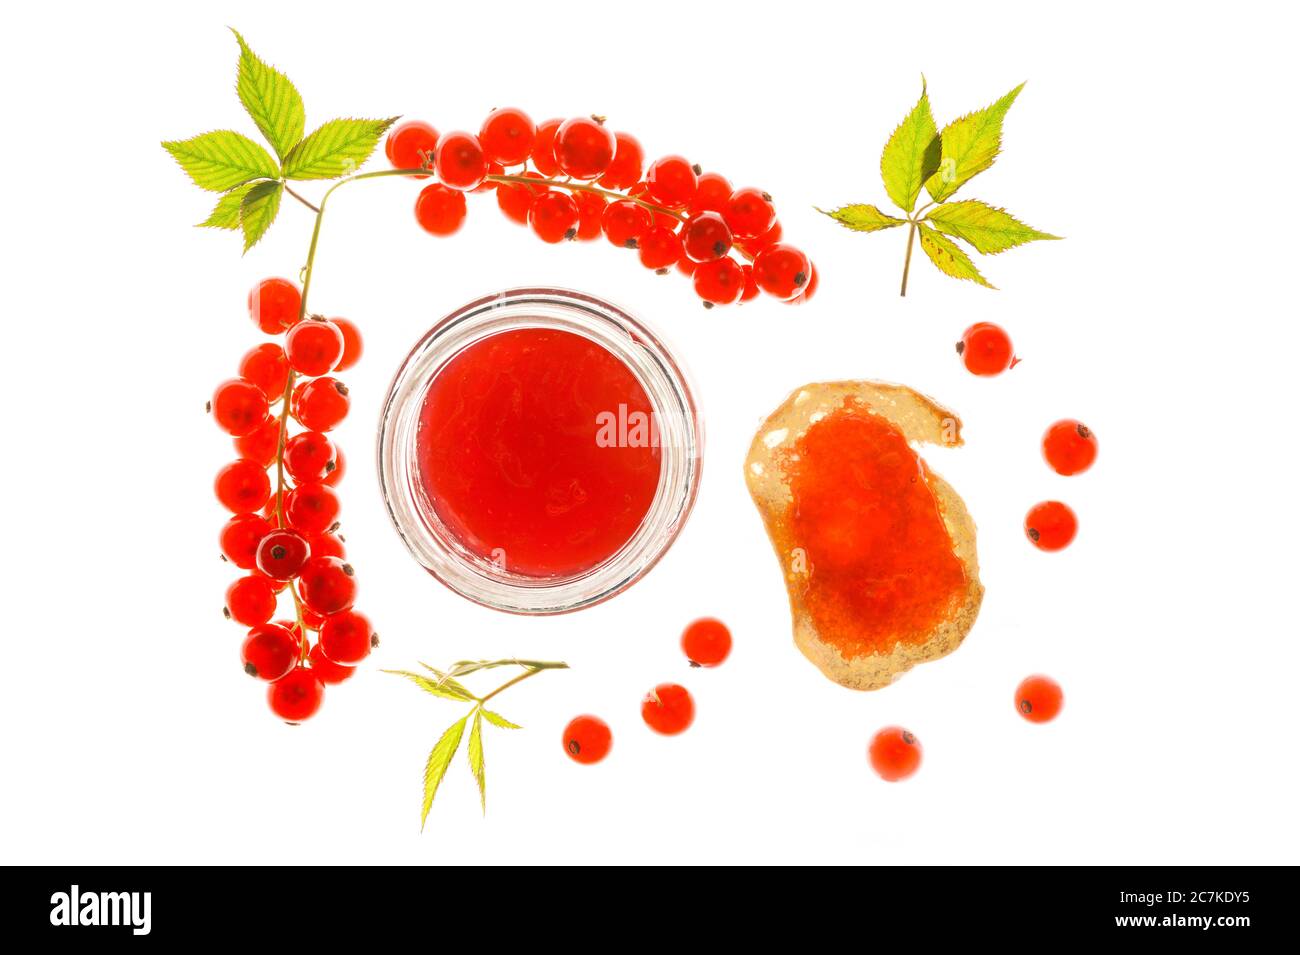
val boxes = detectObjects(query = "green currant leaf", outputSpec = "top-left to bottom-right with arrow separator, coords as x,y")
481,709 -> 522,730
880,79 -> 940,213
197,182 -> 259,229
239,180 -> 282,253
385,669 -> 474,703
818,204 -> 906,233
917,224 -> 994,288
416,663 -> 477,700
467,710 -> 486,813
421,715 -> 468,831
925,83 -> 1024,203
162,130 -> 279,192
281,117 -> 399,180
231,29 -> 306,163
924,200 -> 1060,254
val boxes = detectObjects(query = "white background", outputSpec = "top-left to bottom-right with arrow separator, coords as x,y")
3,0 -> 1297,865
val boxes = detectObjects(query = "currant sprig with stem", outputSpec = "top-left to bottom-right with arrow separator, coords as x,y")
384,660 -> 569,828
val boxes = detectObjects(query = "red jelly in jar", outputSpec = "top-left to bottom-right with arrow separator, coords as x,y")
416,328 -> 661,578
380,289 -> 701,613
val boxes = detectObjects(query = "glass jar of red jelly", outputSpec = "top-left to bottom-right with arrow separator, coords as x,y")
379,288 -> 702,614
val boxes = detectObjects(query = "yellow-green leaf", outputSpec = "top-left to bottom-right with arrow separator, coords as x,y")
197,182 -> 258,229
232,29 -> 305,162
421,715 -> 467,831
281,117 -> 399,180
467,710 -> 485,813
880,80 -> 940,213
481,709 -> 522,730
917,224 -> 994,288
819,204 -> 906,233
239,180 -> 282,253
925,83 -> 1024,203
925,200 -> 1060,254
385,669 -> 474,703
162,130 -> 279,192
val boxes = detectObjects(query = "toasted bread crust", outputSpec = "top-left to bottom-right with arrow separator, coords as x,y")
745,380 -> 984,691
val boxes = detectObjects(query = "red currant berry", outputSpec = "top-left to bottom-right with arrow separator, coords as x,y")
238,343 -> 290,401
1016,675 -> 1065,723
285,318 -> 345,377
597,131 -> 644,190
682,212 -> 733,263
574,192 -> 607,241
414,182 -> 468,236
268,667 -> 325,723
638,226 -> 684,270
690,172 -> 732,215
307,532 -> 346,559
554,116 -> 616,181
233,415 -> 280,468
211,378 -> 269,437
529,191 -> 580,243
434,131 -> 488,191
738,219 -> 782,256
642,683 -> 694,735
319,610 -> 376,666
322,446 -> 345,487
496,172 -> 548,225
215,459 -> 272,513
255,528 -> 312,580
308,642 -> 356,685
601,200 -> 652,248
284,431 -> 337,483
724,187 -> 776,240
284,482 -> 341,537
224,575 -> 277,627
297,556 -> 356,616
1042,420 -> 1098,476
752,243 -> 812,300
219,513 -> 272,569
868,726 -> 922,782
562,715 -> 612,764
739,263 -> 760,303
530,118 -> 563,176
693,257 -> 745,306
681,617 -> 732,667
644,155 -> 697,210
385,120 -> 439,176
291,377 -> 350,432
329,318 -> 363,372
479,107 -> 536,165
957,322 -> 1016,376
1025,501 -> 1078,552
248,278 -> 302,335
255,568 -> 290,593
241,624 -> 300,682
676,256 -> 697,277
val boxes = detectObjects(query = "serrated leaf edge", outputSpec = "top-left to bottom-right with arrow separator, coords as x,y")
879,78 -> 940,213
923,199 -> 1061,254
421,715 -> 468,831
917,223 -> 995,288
231,28 -> 306,163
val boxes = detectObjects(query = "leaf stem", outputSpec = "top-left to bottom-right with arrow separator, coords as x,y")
486,173 -> 685,222
479,666 -> 547,705
901,221 -> 918,297
283,184 -> 320,214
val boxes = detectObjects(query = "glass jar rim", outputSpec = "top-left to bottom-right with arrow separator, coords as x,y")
377,287 -> 703,615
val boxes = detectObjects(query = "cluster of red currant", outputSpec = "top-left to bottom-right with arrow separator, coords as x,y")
384,110 -> 818,308
210,278 -> 374,723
